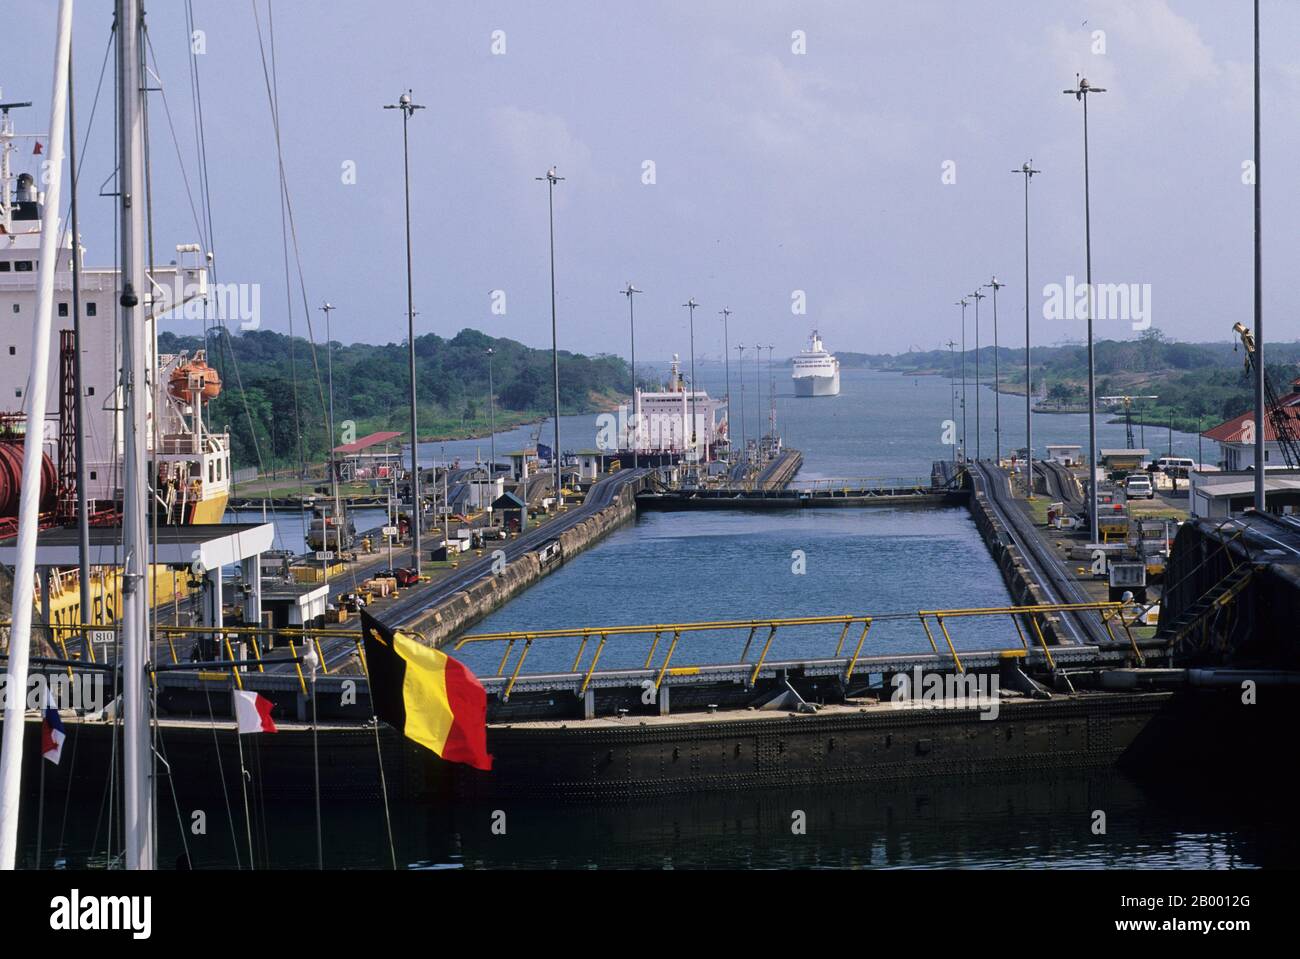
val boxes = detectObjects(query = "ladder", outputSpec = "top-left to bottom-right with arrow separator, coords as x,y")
1161,565 -> 1255,658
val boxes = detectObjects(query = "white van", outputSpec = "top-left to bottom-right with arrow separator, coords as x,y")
1125,474 -> 1155,500
1155,456 -> 1195,478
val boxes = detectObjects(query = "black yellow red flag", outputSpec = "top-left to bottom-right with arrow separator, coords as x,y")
360,608 -> 493,770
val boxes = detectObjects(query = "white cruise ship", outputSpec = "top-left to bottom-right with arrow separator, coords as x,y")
791,330 -> 840,397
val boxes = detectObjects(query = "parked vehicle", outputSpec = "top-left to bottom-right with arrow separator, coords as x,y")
1124,475 -> 1155,500
378,567 -> 420,587
1155,456 -> 1195,478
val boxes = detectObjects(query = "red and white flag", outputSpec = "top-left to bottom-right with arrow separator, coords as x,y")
233,690 -> 277,734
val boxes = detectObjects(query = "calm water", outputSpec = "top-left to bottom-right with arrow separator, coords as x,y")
26,768 -> 1287,870
467,508 -> 1013,672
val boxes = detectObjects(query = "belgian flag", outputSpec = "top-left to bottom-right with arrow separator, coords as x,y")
360,608 -> 493,771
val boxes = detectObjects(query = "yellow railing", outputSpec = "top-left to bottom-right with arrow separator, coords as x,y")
21,622 -> 368,696
453,600 -> 1139,699
13,599 -> 1142,700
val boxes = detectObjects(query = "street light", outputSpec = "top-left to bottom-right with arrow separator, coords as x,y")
1013,160 -> 1041,497
683,298 -> 700,474
983,277 -> 1005,464
735,343 -> 747,467
320,300 -> 339,564
1251,1 -> 1264,509
1064,74 -> 1107,538
970,287 -> 986,461
536,166 -> 565,507
383,89 -> 425,569
957,298 -> 968,461
719,307 -> 732,463
946,339 -> 958,465
766,344 -> 776,442
486,346 -> 497,526
621,283 -> 642,470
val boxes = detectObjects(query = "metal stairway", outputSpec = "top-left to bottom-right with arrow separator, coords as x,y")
1161,564 -> 1255,657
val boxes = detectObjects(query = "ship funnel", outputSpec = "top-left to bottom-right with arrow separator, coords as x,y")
15,172 -> 37,204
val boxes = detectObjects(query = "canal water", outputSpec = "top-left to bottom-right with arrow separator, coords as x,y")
28,767 -> 1287,870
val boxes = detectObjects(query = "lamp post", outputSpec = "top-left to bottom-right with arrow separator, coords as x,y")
384,89 -> 425,570
683,298 -> 700,475
1013,161 -> 1041,497
486,347 -> 497,526
320,301 -> 340,564
736,343 -> 747,468
957,298 -> 968,461
983,277 -> 1005,464
719,308 -> 732,463
970,288 -> 986,461
947,339 -> 958,465
621,283 -> 642,469
766,344 -> 776,442
1064,75 -> 1107,538
536,166 -> 565,506
1252,0 -> 1265,509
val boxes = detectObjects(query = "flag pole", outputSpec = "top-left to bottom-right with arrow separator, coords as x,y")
0,0 -> 75,871
236,731 -> 255,868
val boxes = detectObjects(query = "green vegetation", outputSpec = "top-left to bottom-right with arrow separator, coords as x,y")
863,329 -> 1300,435
162,328 -> 636,471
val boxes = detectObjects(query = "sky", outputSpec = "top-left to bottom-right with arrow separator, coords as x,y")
6,0 -> 1300,363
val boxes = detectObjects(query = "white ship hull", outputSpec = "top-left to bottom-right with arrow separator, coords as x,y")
793,370 -> 840,397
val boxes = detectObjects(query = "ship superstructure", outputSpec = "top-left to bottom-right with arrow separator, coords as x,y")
791,330 -> 841,397
628,354 -> 724,462
1,99 -> 225,525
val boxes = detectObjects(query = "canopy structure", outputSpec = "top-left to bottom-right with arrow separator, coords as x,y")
0,523 -> 275,630
332,430 -> 403,455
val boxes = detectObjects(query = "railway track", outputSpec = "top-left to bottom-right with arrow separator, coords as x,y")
296,468 -> 651,671
971,460 -> 1109,646
1033,459 -> 1083,507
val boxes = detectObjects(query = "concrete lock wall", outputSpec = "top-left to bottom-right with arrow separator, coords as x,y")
966,482 -> 1069,645
404,482 -> 640,648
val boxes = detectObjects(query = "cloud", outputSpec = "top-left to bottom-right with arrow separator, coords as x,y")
488,105 -> 603,191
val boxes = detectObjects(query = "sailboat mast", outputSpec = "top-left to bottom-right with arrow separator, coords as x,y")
0,0 -> 75,871
117,0 -> 154,871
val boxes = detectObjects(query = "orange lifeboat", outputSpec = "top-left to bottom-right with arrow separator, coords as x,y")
168,357 -> 222,404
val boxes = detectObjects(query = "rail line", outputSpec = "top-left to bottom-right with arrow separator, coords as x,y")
1034,459 -> 1083,507
971,460 -> 1109,646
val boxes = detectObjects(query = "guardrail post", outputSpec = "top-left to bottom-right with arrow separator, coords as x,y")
654,630 -> 681,690
845,619 -> 872,682
935,616 -> 965,674
503,637 -> 533,701
834,619 -> 852,657
1029,614 -> 1057,671
748,625 -> 778,687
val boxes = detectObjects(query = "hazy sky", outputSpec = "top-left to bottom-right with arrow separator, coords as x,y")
7,1 -> 1300,361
